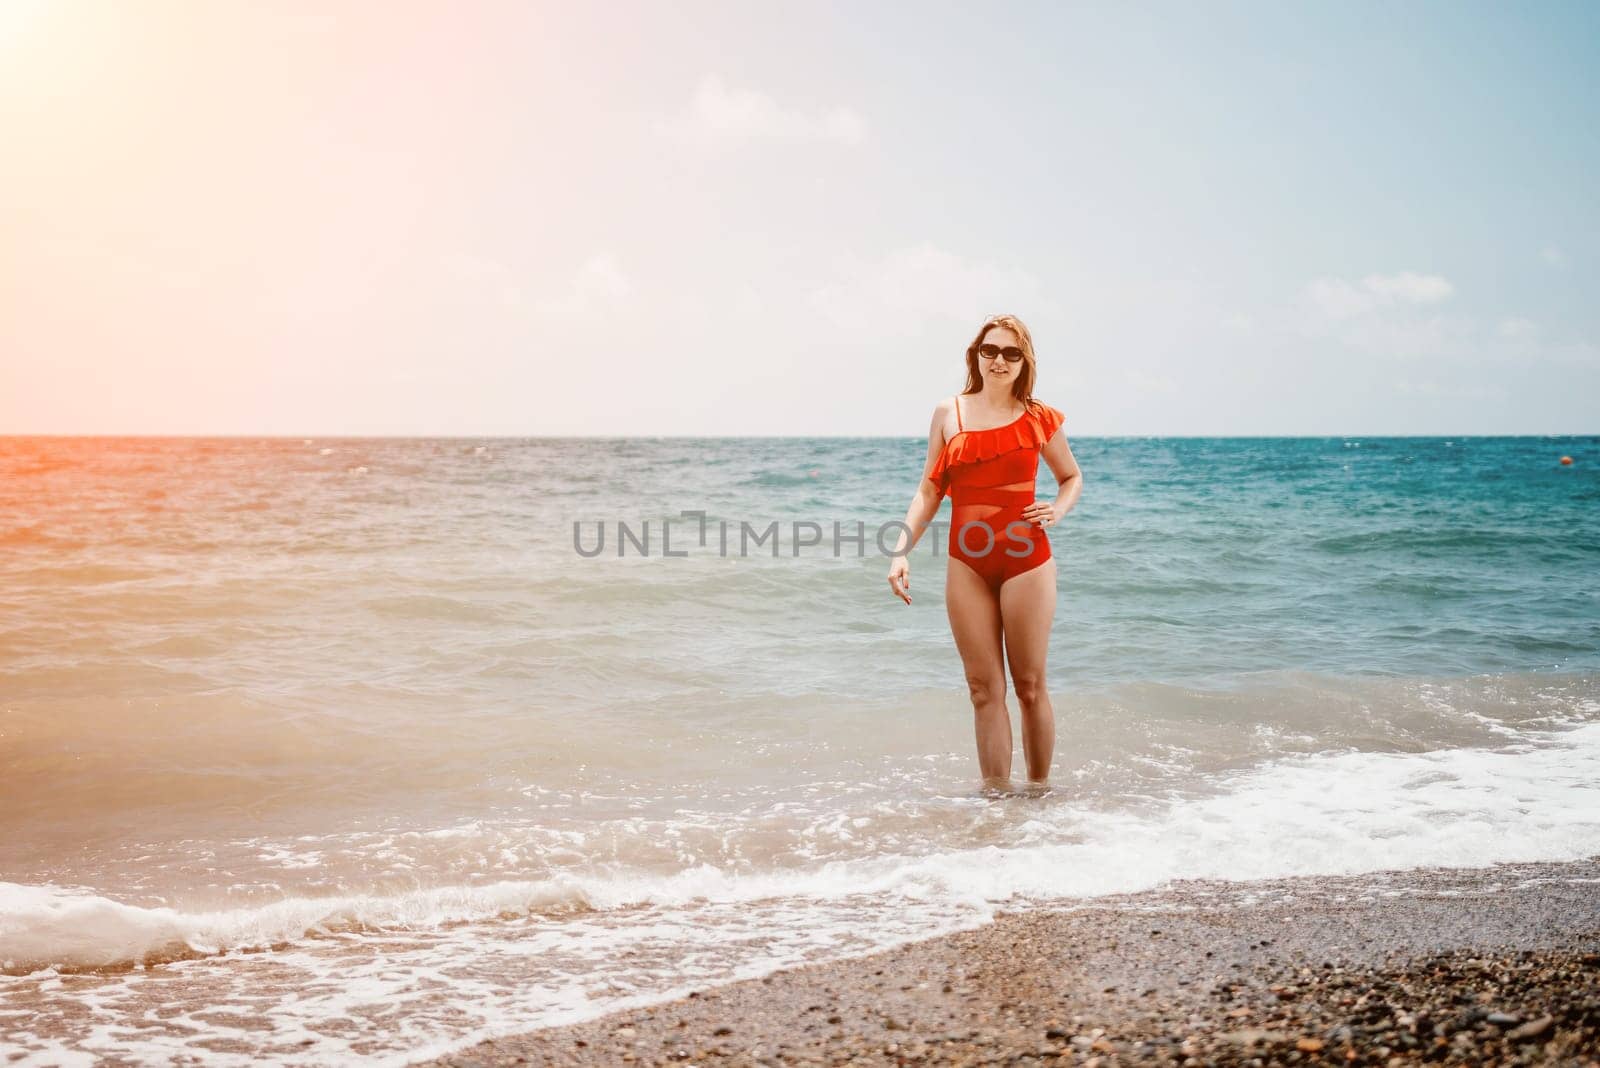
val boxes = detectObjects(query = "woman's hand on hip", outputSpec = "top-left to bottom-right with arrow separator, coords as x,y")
1022,500 -> 1062,528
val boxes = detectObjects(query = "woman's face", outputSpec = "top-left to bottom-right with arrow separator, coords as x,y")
976,325 -> 1022,386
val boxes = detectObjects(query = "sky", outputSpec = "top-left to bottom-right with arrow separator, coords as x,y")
1,0 -> 1596,436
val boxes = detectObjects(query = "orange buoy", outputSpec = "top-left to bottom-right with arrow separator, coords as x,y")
1560,455 -> 1573,465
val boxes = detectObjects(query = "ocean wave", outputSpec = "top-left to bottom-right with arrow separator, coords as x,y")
7,720 -> 1597,974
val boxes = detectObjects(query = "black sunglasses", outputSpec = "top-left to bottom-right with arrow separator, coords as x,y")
974,343 -> 1024,363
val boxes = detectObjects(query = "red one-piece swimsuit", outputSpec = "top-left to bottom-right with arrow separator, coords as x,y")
926,395 -> 1066,595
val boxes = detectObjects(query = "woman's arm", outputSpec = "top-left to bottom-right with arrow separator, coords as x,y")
886,400 -> 952,603
1036,426 -> 1083,526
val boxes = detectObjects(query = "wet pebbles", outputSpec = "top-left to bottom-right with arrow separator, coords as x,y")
421,858 -> 1600,1067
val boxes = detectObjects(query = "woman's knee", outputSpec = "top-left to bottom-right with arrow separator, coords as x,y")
1012,670 -> 1048,707
964,671 -> 1006,708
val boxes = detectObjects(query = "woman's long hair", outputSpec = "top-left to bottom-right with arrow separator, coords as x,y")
961,313 -> 1039,410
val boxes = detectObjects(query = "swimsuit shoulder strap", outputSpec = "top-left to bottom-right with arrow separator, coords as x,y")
953,394 -> 964,432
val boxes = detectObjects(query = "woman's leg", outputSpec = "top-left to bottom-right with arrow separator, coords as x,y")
999,558 -> 1058,783
945,557 -> 1011,785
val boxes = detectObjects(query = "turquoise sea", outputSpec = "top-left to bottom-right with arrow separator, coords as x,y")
1,434 -> 1597,1065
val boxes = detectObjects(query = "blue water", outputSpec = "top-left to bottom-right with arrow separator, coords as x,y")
923,434 -> 1600,686
588,433 -> 1600,687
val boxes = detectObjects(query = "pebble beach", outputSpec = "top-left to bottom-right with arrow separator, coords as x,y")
421,858 -> 1600,1068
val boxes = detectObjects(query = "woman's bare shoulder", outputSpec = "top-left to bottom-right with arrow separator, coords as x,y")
928,395 -> 960,439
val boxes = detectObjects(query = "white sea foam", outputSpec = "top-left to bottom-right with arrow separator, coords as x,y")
4,724 -> 1599,1064
5,721 -> 1597,974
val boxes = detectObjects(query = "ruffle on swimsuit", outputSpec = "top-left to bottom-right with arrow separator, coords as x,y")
928,400 -> 1065,501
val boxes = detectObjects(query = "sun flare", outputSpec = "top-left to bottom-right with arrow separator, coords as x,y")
0,0 -> 49,49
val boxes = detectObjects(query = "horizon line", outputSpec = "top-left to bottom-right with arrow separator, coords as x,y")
2,432 -> 1595,441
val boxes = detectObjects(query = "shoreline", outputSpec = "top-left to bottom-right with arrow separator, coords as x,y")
418,857 -> 1600,1067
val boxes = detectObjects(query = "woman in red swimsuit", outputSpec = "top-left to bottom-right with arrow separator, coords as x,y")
886,314 -> 1083,789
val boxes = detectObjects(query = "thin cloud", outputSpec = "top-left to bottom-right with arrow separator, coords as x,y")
1126,370 -> 1178,394
654,75 -> 868,145
531,253 -> 631,321
1304,271 -> 1454,319
1239,271 -> 1598,370
1362,272 -> 1454,304
442,252 -> 631,320
808,241 -> 1050,330
440,253 -> 526,309
1394,378 -> 1505,400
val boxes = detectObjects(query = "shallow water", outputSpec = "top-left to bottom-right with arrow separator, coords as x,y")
2,434 -> 1597,1065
